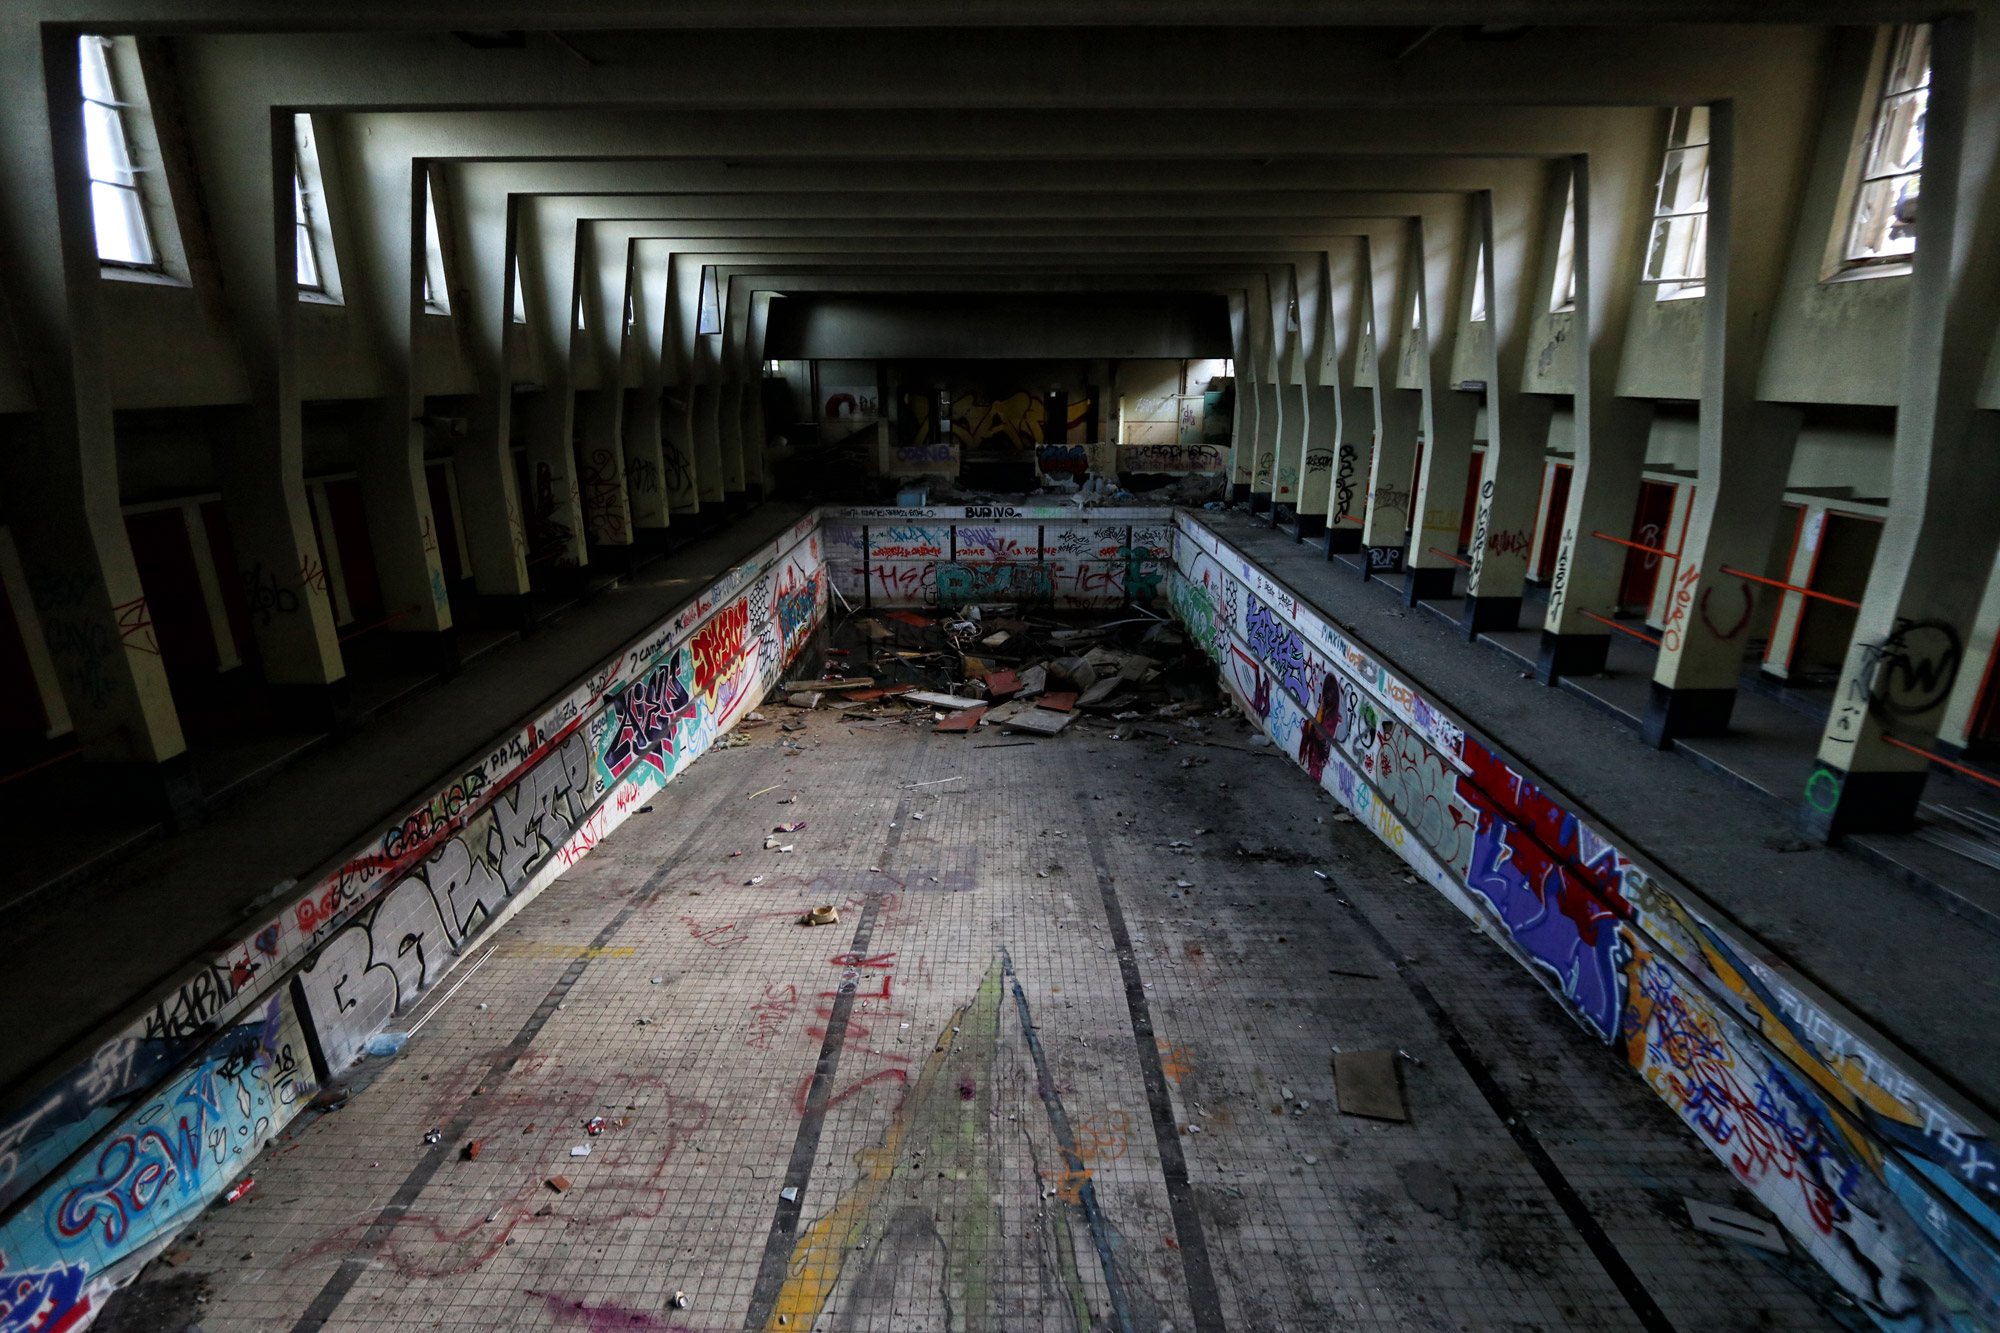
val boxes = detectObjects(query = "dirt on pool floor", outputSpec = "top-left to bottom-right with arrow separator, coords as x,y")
118,607 -> 1852,1332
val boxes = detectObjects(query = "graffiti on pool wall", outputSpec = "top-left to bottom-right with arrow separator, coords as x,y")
0,992 -> 312,1333
935,562 -> 1055,609
1172,512 -> 2000,1328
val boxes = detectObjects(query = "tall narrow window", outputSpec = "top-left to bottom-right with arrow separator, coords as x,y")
1469,244 -> 1488,322
422,178 -> 450,314
1846,24 -> 1930,266
1644,106 -> 1709,300
510,259 -> 528,324
80,36 -> 155,267
573,287 -> 586,333
697,265 -> 721,336
1550,179 -> 1578,313
292,116 -> 330,294
293,166 -> 321,289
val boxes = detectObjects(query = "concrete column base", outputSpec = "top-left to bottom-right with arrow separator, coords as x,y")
269,677 -> 356,735
1249,493 -> 1272,514
1460,594 -> 1521,639
1404,565 -> 1454,604
1295,514 -> 1327,539
723,491 -> 749,516
1534,630 -> 1608,685
1642,681 -> 1735,748
1797,762 -> 1926,841
1230,483 -> 1251,503
1325,528 -> 1361,555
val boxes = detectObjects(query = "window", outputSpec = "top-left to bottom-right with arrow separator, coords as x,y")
1846,24 -> 1930,266
697,265 -> 721,336
1643,106 -> 1710,300
573,287 -> 586,333
510,259 -> 528,324
292,115 -> 337,298
293,167 -> 321,289
1469,244 -> 1488,322
422,178 -> 449,314
1550,178 -> 1578,313
80,36 -> 154,267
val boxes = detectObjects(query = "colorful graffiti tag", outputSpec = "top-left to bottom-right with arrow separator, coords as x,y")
1171,514 -> 2000,1330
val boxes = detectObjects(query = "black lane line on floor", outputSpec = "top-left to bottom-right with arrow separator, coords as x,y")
289,760 -> 766,1333
741,785 -> 914,1331
1343,903 -> 1678,1333
1073,788 -> 1227,1333
1003,948 -> 1135,1333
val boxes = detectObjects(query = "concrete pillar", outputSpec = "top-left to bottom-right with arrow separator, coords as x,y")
1463,181 -> 1559,637
452,196 -> 530,604
1539,136 -> 1667,685
1643,99 -> 1810,747
517,386 -> 587,567
182,92 -> 346,715
689,383 -> 727,505
1327,378 -> 1373,554
622,388 -> 671,530
1248,381 -> 1280,513
340,151 -> 455,671
0,33 -> 193,817
1360,221 -> 1425,579
1295,384 -> 1339,538
1803,14 -> 2000,838
1270,381 -> 1308,525
662,392 -> 703,513
1404,203 -> 1478,604
718,381 -> 748,498
1227,374 -> 1256,502
574,388 -> 633,545
179,502 -> 240,672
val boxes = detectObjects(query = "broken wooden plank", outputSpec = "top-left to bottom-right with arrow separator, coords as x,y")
985,669 -> 1022,700
1005,708 -> 1076,736
1039,691 -> 1078,713
780,677 -> 875,692
1333,1050 -> 1407,1122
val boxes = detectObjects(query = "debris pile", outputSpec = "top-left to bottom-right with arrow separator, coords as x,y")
779,602 -> 1232,745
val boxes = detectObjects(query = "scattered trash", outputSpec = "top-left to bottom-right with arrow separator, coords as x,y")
747,875 -> 765,885
365,1031 -> 408,1057
424,1129 -> 443,1145
1685,1198 -> 1789,1252
786,692 -> 824,710
651,977 -> 662,984
780,1186 -> 800,1203
585,1117 -> 606,1136
1313,870 -> 1329,880
635,1017 -> 653,1026
1333,1049 -> 1408,1122
800,904 -> 841,927
223,1177 -> 255,1204
463,1141 -> 482,1161
1006,708 -> 1076,736
775,822 -> 806,833
1397,1048 -> 1426,1068
911,812 -> 925,821
160,1248 -> 194,1267
637,805 -> 654,813
546,1176 -> 571,1193
672,1292 -> 691,1310
570,1145 -> 591,1158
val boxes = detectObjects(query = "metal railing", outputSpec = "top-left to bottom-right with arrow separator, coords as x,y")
1579,609 -> 1661,647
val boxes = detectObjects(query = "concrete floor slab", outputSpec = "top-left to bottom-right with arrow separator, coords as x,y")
101,703 -> 1846,1332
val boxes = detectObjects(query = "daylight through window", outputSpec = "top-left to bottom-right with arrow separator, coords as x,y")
80,36 -> 155,267
1550,179 -> 1578,313
1469,244 -> 1488,323
1644,106 -> 1709,300
1846,24 -> 1929,265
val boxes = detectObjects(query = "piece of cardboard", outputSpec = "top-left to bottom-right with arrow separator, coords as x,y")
1333,1050 -> 1407,1121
